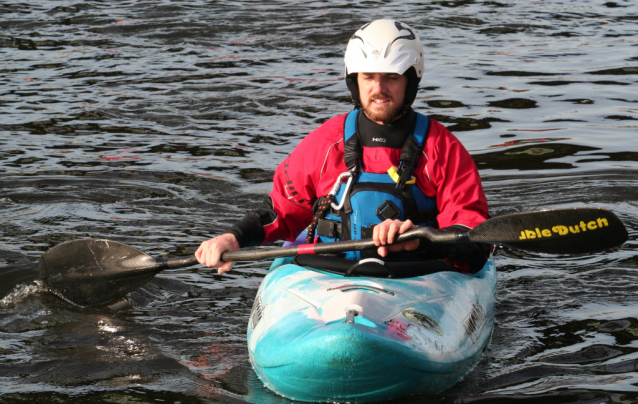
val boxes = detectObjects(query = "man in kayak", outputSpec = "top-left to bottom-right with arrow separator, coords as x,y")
196,19 -> 490,274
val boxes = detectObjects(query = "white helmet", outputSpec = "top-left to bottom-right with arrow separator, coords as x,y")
345,19 -> 424,78
344,19 -> 424,108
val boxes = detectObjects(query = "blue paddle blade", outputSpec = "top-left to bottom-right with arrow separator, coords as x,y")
469,208 -> 628,254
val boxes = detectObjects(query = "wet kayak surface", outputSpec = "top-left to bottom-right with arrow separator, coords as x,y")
1,0 -> 638,403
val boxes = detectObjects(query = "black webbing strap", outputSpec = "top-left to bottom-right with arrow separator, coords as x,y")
395,116 -> 430,190
343,110 -> 361,172
305,195 -> 337,243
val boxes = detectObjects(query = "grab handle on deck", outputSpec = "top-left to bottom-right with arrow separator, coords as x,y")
327,285 -> 395,296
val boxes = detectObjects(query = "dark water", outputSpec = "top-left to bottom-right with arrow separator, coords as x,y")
1,0 -> 638,403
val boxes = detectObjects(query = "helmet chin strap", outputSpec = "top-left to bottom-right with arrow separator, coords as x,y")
345,67 -> 421,110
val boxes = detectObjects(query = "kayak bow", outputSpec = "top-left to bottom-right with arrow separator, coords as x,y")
247,254 -> 497,402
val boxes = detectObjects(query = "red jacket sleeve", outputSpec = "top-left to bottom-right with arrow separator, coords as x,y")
262,115 -> 346,245
417,119 -> 488,229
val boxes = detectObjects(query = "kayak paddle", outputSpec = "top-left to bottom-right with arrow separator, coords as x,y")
39,207 -> 628,308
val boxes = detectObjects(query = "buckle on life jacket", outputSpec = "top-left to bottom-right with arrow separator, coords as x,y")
387,166 -> 416,185
316,218 -> 342,239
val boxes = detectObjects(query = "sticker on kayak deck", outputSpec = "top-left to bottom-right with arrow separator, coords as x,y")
463,302 -> 487,345
385,318 -> 411,341
384,319 -> 445,352
407,325 -> 445,353
250,295 -> 264,330
402,310 -> 443,336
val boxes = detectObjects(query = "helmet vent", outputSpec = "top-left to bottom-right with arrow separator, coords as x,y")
394,21 -> 416,40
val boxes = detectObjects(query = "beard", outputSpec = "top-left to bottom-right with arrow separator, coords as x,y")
361,92 -> 405,125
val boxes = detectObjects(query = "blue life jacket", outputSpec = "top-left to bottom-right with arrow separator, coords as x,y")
316,109 -> 438,260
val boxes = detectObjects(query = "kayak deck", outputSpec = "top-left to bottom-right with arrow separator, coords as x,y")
247,256 -> 497,402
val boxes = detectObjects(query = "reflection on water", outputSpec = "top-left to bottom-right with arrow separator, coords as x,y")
476,143 -> 601,171
1,0 -> 638,403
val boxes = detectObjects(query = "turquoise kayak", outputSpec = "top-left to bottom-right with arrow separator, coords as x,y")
247,249 -> 497,402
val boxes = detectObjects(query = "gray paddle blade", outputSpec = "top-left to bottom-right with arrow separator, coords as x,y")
469,207 -> 628,254
39,239 -> 161,308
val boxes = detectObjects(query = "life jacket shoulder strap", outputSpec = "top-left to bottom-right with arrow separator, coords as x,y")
344,109 -> 358,141
343,110 -> 360,172
413,113 -> 429,147
396,112 -> 430,189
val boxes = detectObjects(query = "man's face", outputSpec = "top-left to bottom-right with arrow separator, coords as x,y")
357,72 -> 408,124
